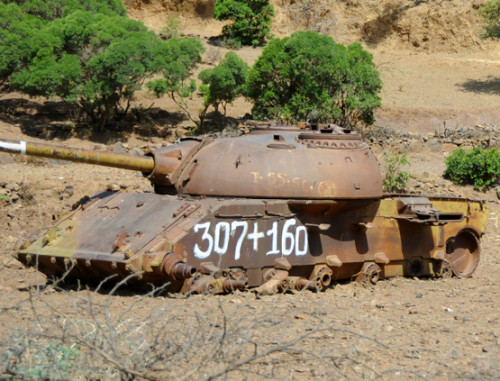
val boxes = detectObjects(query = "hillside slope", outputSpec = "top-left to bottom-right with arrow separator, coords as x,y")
122,0 -> 500,133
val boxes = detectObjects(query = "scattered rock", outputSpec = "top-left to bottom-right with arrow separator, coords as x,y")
64,185 -> 74,197
441,143 -> 458,153
107,183 -> 121,192
295,313 -> 308,320
5,259 -> 24,270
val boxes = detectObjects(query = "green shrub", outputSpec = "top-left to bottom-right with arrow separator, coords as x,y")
214,0 -> 274,46
246,31 -> 382,128
444,147 -> 500,190
383,152 -> 410,193
160,17 -> 182,40
0,2 -> 204,130
479,0 -> 500,38
198,51 -> 249,115
2,0 -> 126,21
147,37 -> 205,129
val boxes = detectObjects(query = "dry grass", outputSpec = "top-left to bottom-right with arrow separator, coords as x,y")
1,262 -> 499,380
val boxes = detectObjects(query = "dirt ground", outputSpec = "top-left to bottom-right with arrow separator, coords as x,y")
1,0 -> 500,379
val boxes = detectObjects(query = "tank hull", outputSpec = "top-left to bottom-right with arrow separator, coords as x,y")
16,192 -> 488,294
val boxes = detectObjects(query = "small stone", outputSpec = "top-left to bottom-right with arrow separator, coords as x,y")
107,183 -> 121,192
451,349 -> 459,359
416,292 -> 423,298
295,313 -> 308,320
111,142 -> 127,154
64,185 -> 74,197
441,143 -> 458,153
5,259 -> 24,270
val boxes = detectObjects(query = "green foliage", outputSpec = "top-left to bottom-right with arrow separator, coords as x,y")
148,37 -> 204,96
444,147 -> 500,190
198,51 -> 249,114
0,4 -> 45,82
0,0 -> 126,20
0,2 -> 204,129
214,0 -> 274,46
2,335 -> 80,379
479,0 -> 500,38
147,38 -> 204,129
160,17 -> 182,40
246,31 -> 382,127
383,151 -> 410,193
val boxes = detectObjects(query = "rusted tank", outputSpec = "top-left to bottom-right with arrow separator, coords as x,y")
0,123 -> 489,294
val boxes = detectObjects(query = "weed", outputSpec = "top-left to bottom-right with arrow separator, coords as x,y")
383,151 -> 411,193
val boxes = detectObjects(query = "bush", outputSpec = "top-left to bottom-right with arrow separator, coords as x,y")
383,152 -> 410,193
2,0 -> 126,21
246,31 -> 382,128
160,17 -> 182,40
146,37 -> 205,129
198,51 -> 249,116
479,0 -> 500,38
0,2 -> 204,130
214,0 -> 274,46
444,147 -> 500,190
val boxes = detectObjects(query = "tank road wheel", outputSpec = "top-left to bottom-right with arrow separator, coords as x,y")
356,262 -> 381,285
446,229 -> 480,278
436,259 -> 453,279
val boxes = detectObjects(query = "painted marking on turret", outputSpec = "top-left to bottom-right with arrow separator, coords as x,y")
249,170 -> 336,196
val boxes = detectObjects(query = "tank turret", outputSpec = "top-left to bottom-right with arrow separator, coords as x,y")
1,124 -> 383,199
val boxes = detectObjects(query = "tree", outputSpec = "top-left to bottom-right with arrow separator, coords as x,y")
2,0 -> 126,20
0,4 -> 45,86
214,0 -> 274,46
146,37 -> 205,128
198,51 -> 249,125
0,2 -> 205,129
246,31 -> 382,128
479,0 -> 500,38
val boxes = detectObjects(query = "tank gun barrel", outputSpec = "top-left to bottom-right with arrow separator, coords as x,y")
0,138 -> 155,173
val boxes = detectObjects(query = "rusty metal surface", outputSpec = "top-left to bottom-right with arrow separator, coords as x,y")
169,128 -> 383,199
16,192 -> 488,293
1,123 -> 490,294
0,138 -> 155,172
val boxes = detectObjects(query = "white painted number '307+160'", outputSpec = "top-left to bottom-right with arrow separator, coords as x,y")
193,219 -> 308,260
